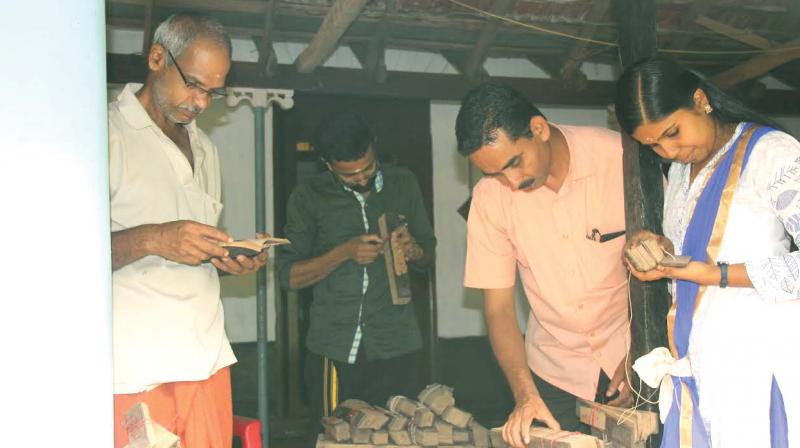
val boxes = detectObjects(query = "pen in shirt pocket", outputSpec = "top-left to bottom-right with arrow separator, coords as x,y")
586,228 -> 626,243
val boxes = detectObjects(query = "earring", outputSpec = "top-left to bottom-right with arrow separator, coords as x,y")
704,103 -> 713,114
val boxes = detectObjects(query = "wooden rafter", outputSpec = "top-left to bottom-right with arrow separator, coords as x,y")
256,0 -> 279,77
110,0 -> 269,14
463,0 -> 517,83
350,0 -> 393,83
106,53 -> 800,114
525,55 -> 562,80
442,51 -> 489,83
294,0 -> 370,73
560,0 -> 608,90
141,0 -> 155,55
109,16 -> 573,59
694,16 -> 771,50
711,37 -> 800,89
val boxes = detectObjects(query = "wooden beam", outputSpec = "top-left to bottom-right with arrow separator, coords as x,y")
141,0 -> 155,55
109,0 -> 269,14
560,0 -> 609,89
350,0 -> 392,83
256,0 -> 278,77
463,0 -> 516,83
441,51 -> 489,83
711,37 -> 800,89
107,53 -> 800,113
111,16 -> 573,58
525,55 -> 562,80
694,16 -> 771,50
294,0 -> 370,73
613,2 -> 668,444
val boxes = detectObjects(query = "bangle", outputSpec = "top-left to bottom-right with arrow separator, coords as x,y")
717,262 -> 728,288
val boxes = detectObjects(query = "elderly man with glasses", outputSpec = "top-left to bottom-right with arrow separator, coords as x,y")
277,112 -> 436,446
109,12 -> 266,448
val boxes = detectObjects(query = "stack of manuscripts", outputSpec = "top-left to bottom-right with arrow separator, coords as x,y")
575,399 -> 659,448
317,384 -> 664,448
317,384 -> 489,448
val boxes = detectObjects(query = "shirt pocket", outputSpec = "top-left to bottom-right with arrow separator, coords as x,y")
580,235 -> 627,290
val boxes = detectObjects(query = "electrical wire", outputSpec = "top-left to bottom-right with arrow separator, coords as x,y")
446,0 -> 800,56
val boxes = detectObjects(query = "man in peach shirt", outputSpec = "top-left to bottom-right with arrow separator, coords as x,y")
455,83 -> 630,447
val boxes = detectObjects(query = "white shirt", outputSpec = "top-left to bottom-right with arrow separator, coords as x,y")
109,83 -> 236,394
663,123 -> 800,446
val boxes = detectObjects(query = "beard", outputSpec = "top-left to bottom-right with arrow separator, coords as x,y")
153,79 -> 201,125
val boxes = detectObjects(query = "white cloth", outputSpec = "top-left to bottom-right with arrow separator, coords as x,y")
109,83 -> 236,394
632,347 -> 692,424
662,123 -> 800,446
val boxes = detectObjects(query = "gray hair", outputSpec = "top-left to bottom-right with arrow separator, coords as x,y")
152,12 -> 232,64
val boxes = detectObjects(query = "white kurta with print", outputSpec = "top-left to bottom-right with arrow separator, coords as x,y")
663,123 -> 800,446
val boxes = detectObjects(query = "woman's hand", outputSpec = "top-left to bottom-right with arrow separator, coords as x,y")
623,230 -> 675,257
625,259 -> 719,285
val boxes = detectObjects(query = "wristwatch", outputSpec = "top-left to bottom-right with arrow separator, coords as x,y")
717,262 -> 728,288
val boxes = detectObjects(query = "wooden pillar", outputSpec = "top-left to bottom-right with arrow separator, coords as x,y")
612,2 -> 669,445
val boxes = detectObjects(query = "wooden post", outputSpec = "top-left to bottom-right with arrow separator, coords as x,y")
612,1 -> 669,445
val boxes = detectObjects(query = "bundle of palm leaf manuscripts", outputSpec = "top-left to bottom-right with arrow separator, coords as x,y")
317,384 -> 486,448
316,384 -> 614,448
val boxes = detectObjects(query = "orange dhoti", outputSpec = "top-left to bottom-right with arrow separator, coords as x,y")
113,367 -> 232,448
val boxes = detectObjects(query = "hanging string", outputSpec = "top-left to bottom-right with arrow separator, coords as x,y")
446,0 -> 800,56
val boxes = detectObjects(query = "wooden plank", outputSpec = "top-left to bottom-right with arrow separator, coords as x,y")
612,1 -> 668,446
294,0 -> 370,73
109,0 -> 269,14
441,51 -> 489,82
107,17 -> 572,58
694,15 -> 771,50
349,0 -> 392,83
256,0 -> 279,77
106,54 -> 800,113
141,0 -> 155,55
560,0 -> 609,89
378,212 -> 412,305
711,37 -> 800,89
463,0 -> 517,83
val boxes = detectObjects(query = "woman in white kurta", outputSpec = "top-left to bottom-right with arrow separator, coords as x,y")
614,58 -> 799,447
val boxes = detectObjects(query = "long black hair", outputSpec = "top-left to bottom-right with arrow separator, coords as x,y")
614,57 -> 786,136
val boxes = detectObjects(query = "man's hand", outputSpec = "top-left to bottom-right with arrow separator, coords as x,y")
392,225 -> 423,261
211,232 -> 270,276
502,394 -> 560,448
606,356 -> 633,407
151,220 -> 231,265
344,234 -> 385,265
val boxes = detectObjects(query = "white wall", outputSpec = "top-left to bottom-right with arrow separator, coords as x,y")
3,2 -> 113,446
197,101 -> 279,343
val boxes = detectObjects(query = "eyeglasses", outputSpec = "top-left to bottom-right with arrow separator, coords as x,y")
167,49 -> 227,100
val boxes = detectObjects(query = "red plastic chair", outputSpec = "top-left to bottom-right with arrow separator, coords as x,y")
233,415 -> 262,448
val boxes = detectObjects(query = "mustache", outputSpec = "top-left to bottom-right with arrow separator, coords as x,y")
178,104 -> 202,114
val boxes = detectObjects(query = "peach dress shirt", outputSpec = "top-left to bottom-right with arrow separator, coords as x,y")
465,124 -> 629,399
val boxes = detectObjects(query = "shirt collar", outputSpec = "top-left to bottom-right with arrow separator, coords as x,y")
117,83 -> 198,137
342,170 -> 384,195
553,123 -> 594,182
